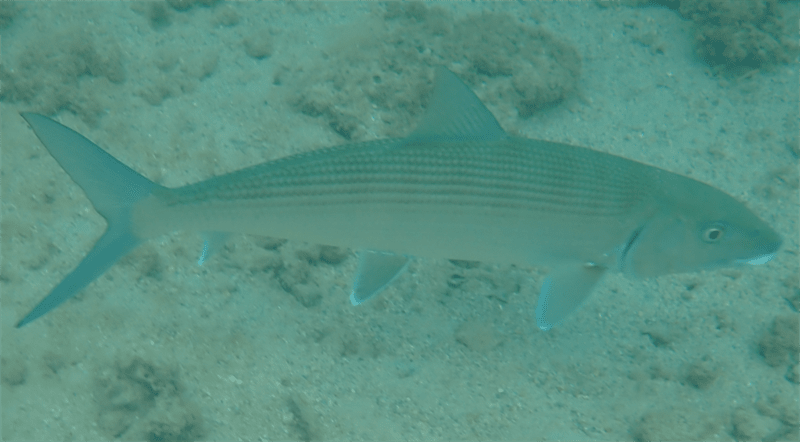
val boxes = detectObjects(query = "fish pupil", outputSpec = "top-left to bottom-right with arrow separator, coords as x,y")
704,227 -> 723,242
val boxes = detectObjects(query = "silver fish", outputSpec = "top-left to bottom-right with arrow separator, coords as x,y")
16,67 -> 781,330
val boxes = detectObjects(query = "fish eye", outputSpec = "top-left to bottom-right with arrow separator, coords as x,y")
702,223 -> 726,243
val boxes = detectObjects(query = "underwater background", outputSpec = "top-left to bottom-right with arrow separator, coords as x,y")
1,2 -> 798,441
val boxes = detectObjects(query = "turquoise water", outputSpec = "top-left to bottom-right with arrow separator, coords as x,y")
2,2 -> 798,441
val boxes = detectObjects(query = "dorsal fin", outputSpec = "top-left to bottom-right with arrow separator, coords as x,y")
407,67 -> 508,143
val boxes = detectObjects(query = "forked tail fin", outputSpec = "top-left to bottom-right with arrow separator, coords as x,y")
16,113 -> 164,327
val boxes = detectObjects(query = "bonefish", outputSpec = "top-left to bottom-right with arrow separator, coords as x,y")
16,67 -> 781,330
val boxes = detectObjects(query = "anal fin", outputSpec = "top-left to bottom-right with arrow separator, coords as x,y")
197,232 -> 231,266
350,251 -> 410,306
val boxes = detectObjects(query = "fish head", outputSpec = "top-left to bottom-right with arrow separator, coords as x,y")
622,172 -> 782,278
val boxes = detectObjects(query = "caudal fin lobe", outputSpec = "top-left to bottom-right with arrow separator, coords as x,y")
16,113 -> 163,327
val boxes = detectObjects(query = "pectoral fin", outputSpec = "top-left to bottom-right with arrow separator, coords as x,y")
350,251 -> 410,305
535,263 -> 607,331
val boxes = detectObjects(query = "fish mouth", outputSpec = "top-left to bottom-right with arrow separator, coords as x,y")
735,241 -> 782,266
741,253 -> 777,265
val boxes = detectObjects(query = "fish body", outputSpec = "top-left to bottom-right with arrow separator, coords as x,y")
141,136 -> 651,267
16,67 -> 781,329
